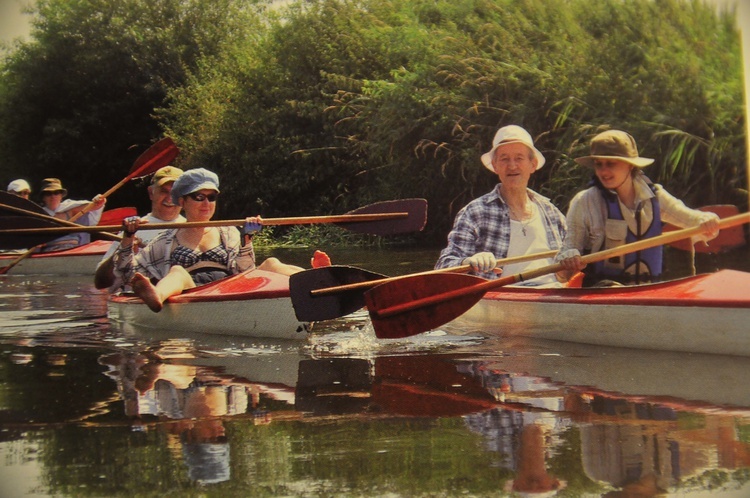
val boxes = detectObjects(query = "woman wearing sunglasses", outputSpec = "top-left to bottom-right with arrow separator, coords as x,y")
112,168 -> 310,312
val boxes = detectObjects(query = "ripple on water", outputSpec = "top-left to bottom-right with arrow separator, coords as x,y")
306,309 -> 485,357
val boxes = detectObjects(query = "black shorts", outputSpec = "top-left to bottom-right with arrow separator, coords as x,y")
190,268 -> 231,286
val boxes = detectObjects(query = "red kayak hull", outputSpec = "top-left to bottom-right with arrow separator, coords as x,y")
450,270 -> 750,356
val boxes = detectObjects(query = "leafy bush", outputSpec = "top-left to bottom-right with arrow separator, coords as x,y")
1,0 -> 744,242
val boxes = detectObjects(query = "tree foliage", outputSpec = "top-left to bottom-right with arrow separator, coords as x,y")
0,0 -> 267,210
1,0 -> 744,242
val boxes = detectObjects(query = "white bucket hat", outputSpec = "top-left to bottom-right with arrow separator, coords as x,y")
481,125 -> 546,172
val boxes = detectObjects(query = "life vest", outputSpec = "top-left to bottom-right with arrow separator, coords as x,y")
588,187 -> 662,285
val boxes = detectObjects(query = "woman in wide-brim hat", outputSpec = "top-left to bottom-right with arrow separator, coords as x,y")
556,129 -> 720,286
38,178 -> 106,252
112,168 -> 317,312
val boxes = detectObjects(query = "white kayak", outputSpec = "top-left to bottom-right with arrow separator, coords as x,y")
108,269 -> 310,340
0,240 -> 112,275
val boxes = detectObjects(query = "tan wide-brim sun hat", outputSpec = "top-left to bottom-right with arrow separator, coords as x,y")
575,130 -> 654,168
481,125 -> 546,172
40,178 -> 68,197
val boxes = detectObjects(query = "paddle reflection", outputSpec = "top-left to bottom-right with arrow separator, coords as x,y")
98,341 -> 750,494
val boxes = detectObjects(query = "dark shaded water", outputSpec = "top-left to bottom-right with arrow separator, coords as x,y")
1,246 -> 750,497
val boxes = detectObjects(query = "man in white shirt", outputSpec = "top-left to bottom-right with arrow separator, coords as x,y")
95,166 -> 185,291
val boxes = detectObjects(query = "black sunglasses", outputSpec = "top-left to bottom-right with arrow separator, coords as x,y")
187,192 -> 218,202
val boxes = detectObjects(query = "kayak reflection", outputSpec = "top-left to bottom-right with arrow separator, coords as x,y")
98,340 -> 750,494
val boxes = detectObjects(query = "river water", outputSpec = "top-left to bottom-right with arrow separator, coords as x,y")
1,245 -> 749,497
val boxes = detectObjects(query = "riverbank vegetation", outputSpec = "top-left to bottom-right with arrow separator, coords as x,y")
0,0 -> 744,245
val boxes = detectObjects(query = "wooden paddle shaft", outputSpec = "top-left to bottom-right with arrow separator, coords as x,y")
69,139 -> 178,220
0,203 -> 122,242
1,212 -> 410,235
0,138 -> 176,273
373,212 -> 750,319
311,249 -> 558,297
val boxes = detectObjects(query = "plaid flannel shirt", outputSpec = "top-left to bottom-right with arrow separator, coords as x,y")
435,185 -> 567,279
113,226 -> 255,284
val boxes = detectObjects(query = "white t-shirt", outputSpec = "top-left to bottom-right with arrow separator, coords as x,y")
98,212 -> 186,292
502,203 -> 560,287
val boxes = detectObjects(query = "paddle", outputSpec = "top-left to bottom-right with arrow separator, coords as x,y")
0,215 -> 122,249
0,200 -> 139,242
0,190 -> 47,217
0,198 -> 428,240
665,205 -> 746,253
365,212 -> 750,339
0,138 -> 177,273
70,137 -> 179,220
0,217 -> 63,249
289,250 -> 557,321
290,266 -> 389,321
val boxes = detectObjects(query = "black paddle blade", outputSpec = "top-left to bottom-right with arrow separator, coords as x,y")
365,272 -> 486,339
0,216 -> 60,249
290,265 -> 388,321
336,199 -> 427,236
0,191 -> 47,217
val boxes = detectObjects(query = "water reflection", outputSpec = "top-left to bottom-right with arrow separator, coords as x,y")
2,250 -> 750,496
85,336 -> 750,495
101,348 -> 239,485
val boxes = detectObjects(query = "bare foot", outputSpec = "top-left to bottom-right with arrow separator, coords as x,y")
131,273 -> 163,312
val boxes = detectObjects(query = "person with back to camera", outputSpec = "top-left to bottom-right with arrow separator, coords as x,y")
435,125 -> 568,287
112,168 -> 328,312
94,165 -> 186,291
555,129 -> 720,286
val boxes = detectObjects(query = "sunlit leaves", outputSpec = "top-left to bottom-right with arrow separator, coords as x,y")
0,0 -> 744,240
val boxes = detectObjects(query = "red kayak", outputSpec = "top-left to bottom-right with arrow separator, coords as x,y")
450,269 -> 750,357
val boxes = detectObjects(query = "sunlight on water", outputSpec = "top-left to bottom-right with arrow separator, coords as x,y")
0,308 -> 101,336
307,309 -> 486,358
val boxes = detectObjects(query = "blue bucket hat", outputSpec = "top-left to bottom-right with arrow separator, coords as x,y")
171,168 -> 220,203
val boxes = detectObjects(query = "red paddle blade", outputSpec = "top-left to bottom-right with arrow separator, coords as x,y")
336,198 -> 428,236
128,137 -> 180,178
665,205 -> 745,253
365,272 -> 485,339
98,207 -> 138,226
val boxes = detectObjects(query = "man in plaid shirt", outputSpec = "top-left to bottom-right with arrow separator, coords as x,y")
435,125 -> 567,286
